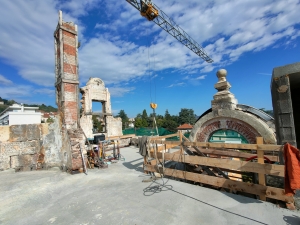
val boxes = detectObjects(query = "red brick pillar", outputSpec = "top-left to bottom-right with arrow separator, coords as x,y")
54,11 -> 79,129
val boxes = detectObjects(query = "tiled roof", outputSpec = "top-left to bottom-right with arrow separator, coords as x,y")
177,123 -> 193,129
43,114 -> 50,119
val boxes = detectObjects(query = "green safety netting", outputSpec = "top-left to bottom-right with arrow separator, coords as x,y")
122,127 -> 190,140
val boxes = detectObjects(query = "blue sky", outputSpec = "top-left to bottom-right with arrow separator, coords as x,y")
0,0 -> 299,118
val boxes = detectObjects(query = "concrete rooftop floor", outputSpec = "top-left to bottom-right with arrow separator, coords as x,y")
0,146 -> 299,225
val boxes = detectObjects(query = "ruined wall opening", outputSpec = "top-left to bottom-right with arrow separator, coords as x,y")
208,129 -> 249,144
290,72 -> 300,146
91,101 -> 104,133
80,78 -> 122,139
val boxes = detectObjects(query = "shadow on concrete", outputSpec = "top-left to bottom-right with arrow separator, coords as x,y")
220,191 -> 262,204
283,215 -> 300,225
122,158 -> 144,173
143,179 -> 269,225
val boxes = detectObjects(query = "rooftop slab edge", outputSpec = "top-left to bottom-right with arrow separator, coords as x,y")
272,62 -> 300,79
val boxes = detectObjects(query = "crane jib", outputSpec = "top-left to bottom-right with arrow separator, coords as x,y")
125,0 -> 213,63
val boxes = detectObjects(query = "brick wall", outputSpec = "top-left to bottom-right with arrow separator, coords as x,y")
53,12 -> 85,173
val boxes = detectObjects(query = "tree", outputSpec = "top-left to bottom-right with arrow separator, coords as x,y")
46,117 -> 54,123
134,118 -> 148,128
162,119 -> 178,132
7,100 -> 16,106
92,115 -> 102,133
134,118 -> 143,128
141,109 -> 149,127
259,108 -> 274,117
156,118 -> 165,127
164,109 -> 171,120
136,113 -> 142,119
172,115 -> 179,125
117,110 -> 129,129
178,108 -> 196,124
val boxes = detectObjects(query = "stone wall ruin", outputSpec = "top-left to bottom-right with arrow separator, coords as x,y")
80,78 -> 122,139
0,124 -> 42,171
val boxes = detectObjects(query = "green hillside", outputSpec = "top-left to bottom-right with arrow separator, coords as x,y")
0,97 -> 57,114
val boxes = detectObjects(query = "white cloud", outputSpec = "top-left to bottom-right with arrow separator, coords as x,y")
0,0 -> 299,96
95,23 -> 109,29
34,88 -> 55,96
195,75 -> 207,80
0,75 -> 13,85
0,0 -> 79,87
0,85 -> 32,99
0,85 -> 54,100
78,35 -> 191,86
113,101 -> 124,104
60,0 -> 101,17
167,82 -> 185,88
0,0 -> 94,88
108,86 -> 135,97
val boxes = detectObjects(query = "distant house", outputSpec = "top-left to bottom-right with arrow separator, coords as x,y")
176,123 -> 193,134
128,118 -> 135,128
0,101 -> 4,105
41,111 -> 58,122
0,104 -> 41,126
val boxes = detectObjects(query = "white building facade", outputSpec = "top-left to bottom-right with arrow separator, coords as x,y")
0,104 -> 41,126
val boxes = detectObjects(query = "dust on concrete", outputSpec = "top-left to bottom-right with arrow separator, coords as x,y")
0,146 -> 299,225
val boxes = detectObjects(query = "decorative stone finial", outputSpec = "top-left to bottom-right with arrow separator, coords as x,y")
216,69 -> 227,82
211,69 -> 238,112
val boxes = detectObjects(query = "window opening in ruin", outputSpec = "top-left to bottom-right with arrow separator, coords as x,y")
208,129 -> 248,144
290,73 -> 300,146
92,101 -> 104,133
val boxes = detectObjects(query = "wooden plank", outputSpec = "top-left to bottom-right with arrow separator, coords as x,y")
152,140 -> 282,151
182,135 -> 189,142
257,137 -> 266,201
150,133 -> 179,140
143,156 -> 148,174
179,131 -> 183,154
151,152 -> 284,176
188,147 -> 278,162
155,144 -> 180,152
150,159 -> 157,165
144,165 -> 293,203
106,134 -> 136,140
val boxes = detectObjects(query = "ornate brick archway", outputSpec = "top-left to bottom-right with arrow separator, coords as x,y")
190,109 -> 276,144
196,118 -> 259,144
190,69 -> 276,145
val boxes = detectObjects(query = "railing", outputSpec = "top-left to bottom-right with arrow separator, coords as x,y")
144,132 -> 292,203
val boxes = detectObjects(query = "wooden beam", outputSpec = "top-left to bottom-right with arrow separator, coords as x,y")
151,152 -> 284,176
155,144 -> 180,152
179,131 -> 183,154
257,137 -> 266,201
106,134 -> 136,140
188,147 -> 278,162
182,135 -> 189,142
150,133 -> 179,140
152,140 -> 282,151
143,156 -> 148,174
144,165 -> 293,203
